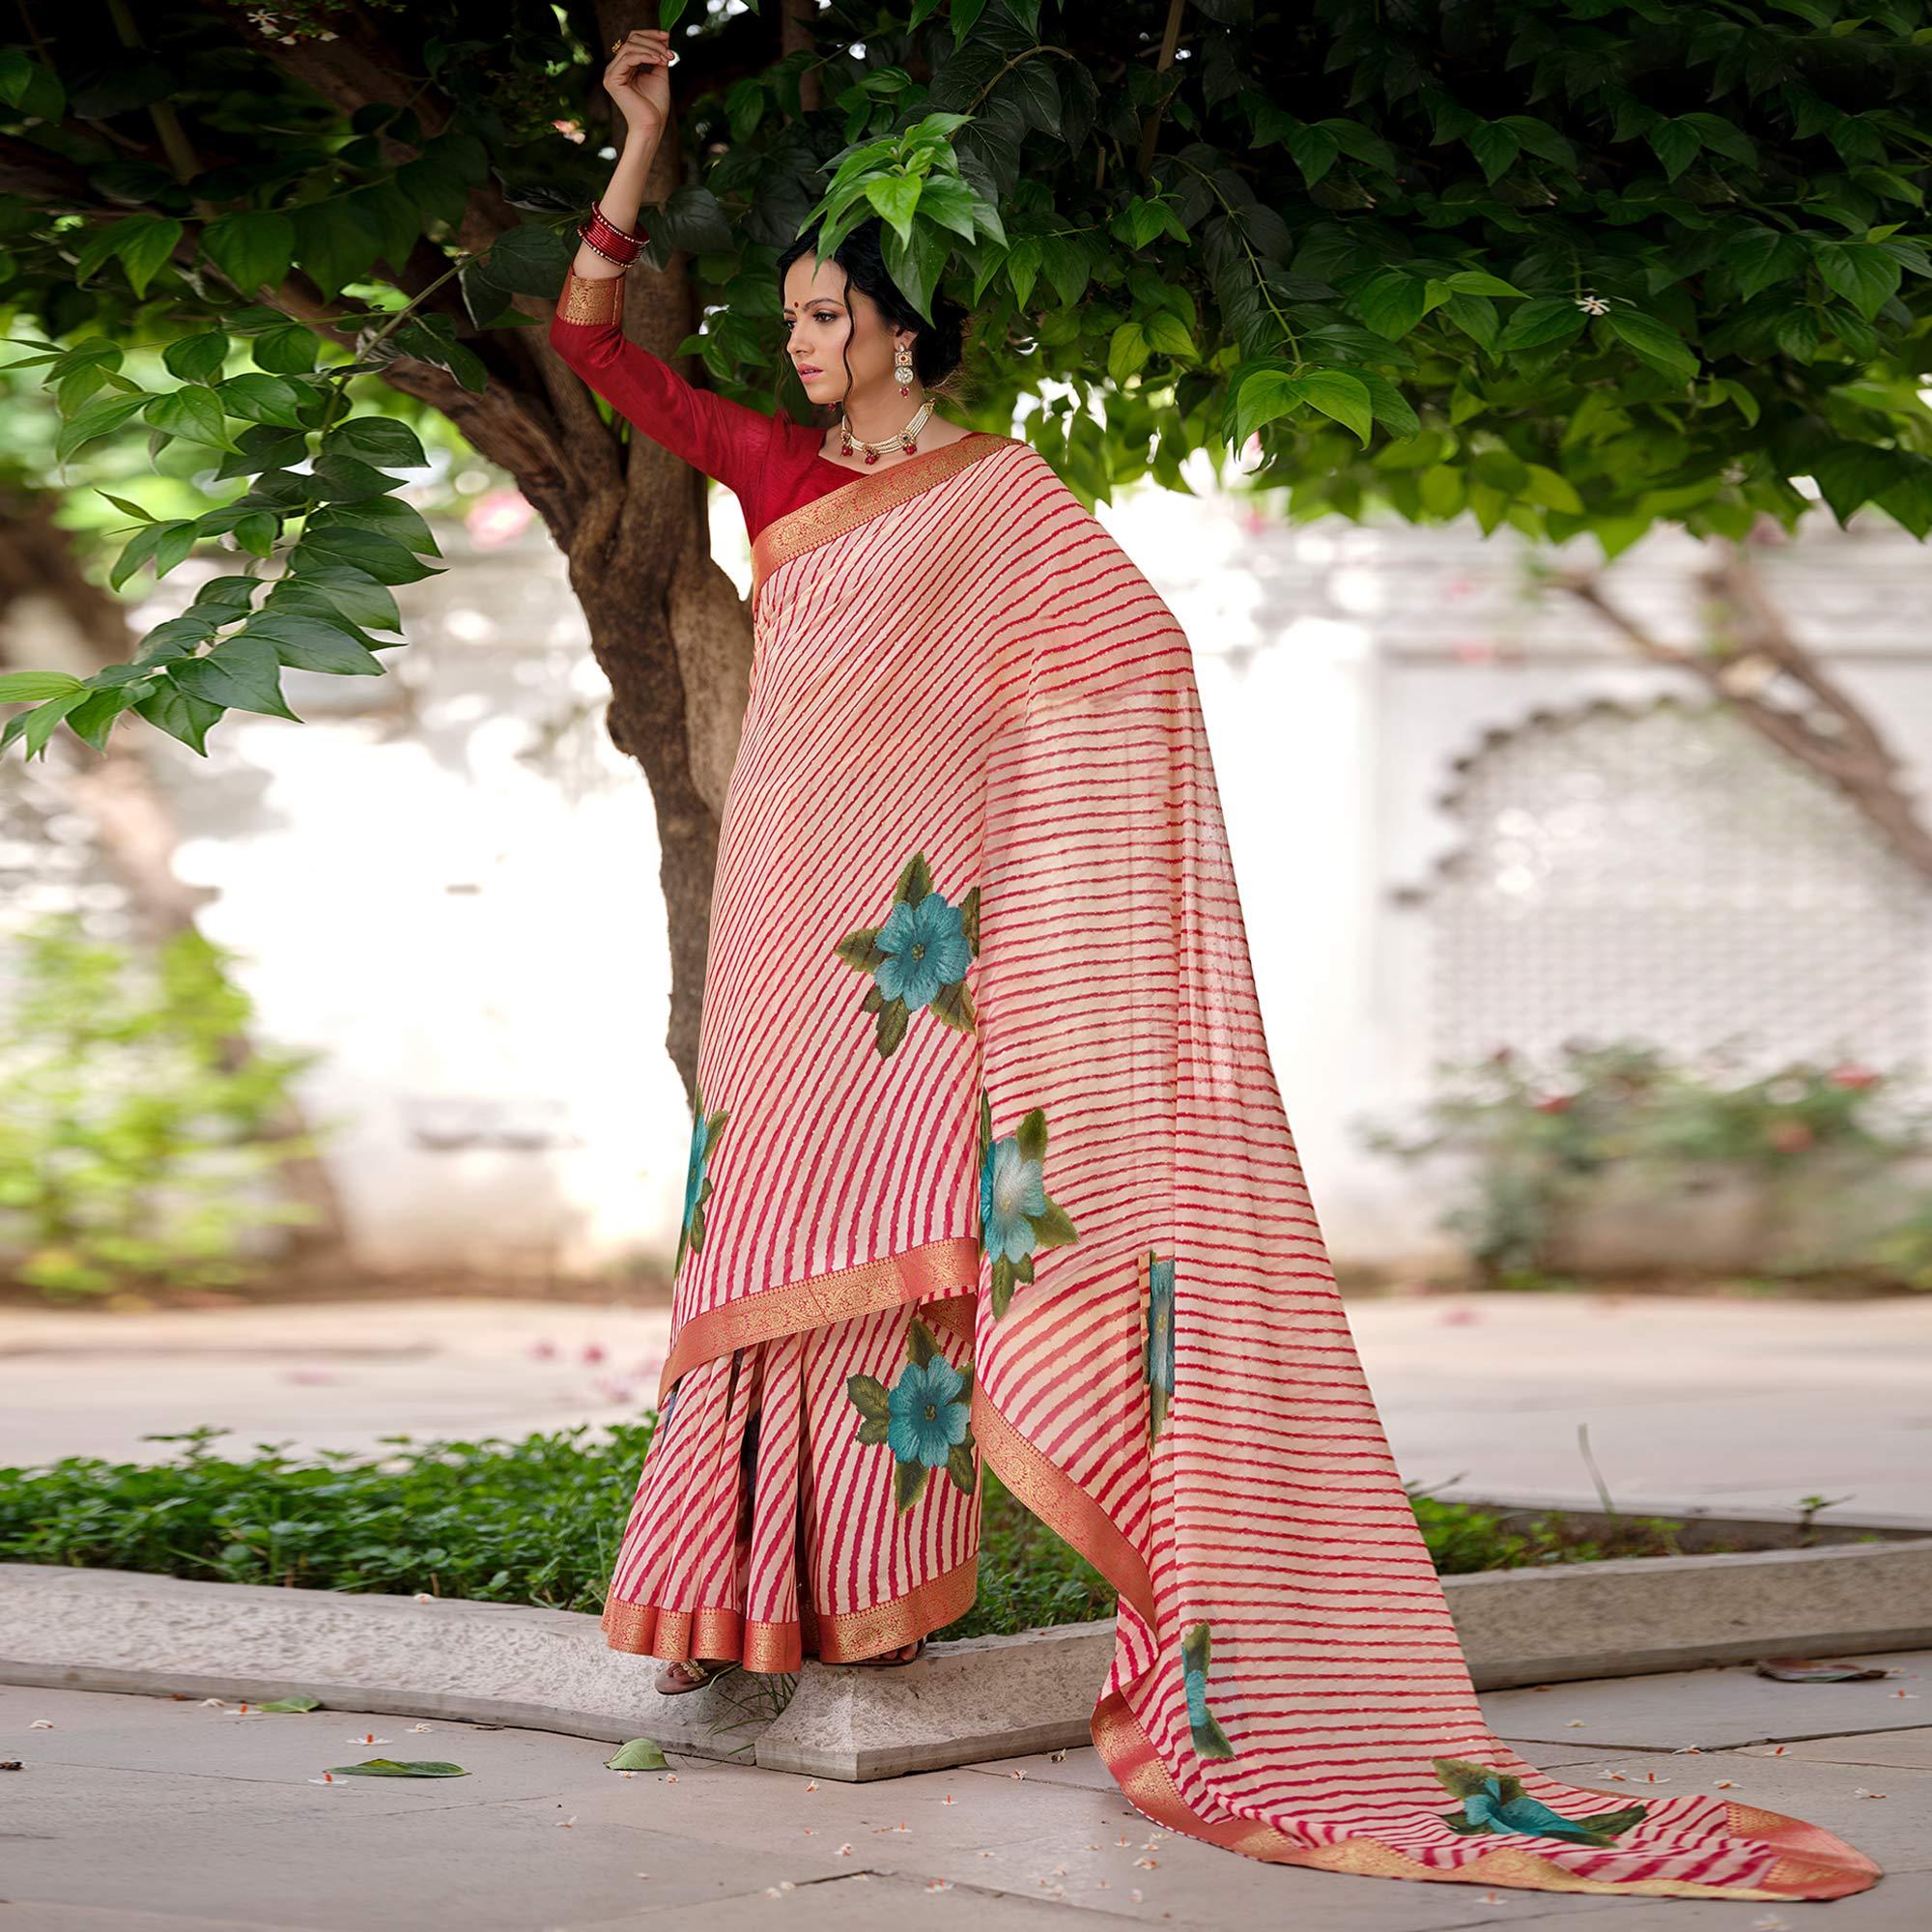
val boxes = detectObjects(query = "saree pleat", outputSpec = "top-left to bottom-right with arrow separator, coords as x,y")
606,430 -> 1880,1903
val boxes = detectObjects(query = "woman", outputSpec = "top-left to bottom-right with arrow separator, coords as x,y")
543,27 -> 1882,1905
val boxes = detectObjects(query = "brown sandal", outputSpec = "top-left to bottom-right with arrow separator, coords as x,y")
655,1656 -> 740,1695
847,1637 -> 926,1668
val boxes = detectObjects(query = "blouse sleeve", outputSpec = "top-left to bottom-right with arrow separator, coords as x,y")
547,268 -> 774,503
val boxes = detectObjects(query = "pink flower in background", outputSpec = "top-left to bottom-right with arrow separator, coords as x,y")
1768,1119 -> 1814,1153
554,119 -> 585,144
529,1340 -> 557,1361
582,1342 -> 607,1364
1533,1094 -> 1574,1114
1452,637 -> 1498,664
1828,1064 -> 1879,1090
467,488 -> 534,548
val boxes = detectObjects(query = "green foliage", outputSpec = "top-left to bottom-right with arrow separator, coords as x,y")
1361,1038 -> 1932,1283
0,1416 -> 1749,1624
3,2 -> 1930,760
0,915 -> 327,1298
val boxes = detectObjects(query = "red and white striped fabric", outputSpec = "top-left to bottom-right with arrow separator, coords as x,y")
605,430 -> 1880,1902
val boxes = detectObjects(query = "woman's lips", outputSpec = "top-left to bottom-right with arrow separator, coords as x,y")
797,365 -> 822,377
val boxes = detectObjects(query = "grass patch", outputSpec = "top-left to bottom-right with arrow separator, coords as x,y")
0,1422 -> 1776,1638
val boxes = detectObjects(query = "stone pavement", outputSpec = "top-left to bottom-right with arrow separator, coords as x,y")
3,1660 -> 1927,1931
3,1292 -> 1929,1523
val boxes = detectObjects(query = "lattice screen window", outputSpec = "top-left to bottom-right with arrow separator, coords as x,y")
1426,698 -> 1932,1075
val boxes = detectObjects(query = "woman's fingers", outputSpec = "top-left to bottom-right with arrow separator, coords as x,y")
607,28 -> 675,66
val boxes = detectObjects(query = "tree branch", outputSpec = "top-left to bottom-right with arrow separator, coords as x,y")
1555,558 -> 1932,882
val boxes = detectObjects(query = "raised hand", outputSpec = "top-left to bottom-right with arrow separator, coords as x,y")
604,27 -> 675,139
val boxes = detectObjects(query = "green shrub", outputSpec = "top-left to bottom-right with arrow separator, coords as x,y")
0,913 -> 327,1297
0,1422 -> 1745,1638
1360,1038 -> 1932,1285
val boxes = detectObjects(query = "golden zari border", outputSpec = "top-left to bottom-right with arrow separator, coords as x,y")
970,1387 -> 1156,1626
555,270 -> 625,327
1090,1694 -> 1878,1900
751,431 -> 1009,600
809,1556 -> 979,1663
659,1236 -> 979,1397
601,1597 -> 808,1671
601,1558 -> 979,1675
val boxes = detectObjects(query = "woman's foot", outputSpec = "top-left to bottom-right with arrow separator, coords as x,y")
848,1637 -> 925,1667
655,1656 -> 738,1695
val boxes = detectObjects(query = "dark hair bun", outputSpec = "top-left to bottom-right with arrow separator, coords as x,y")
915,293 -> 966,385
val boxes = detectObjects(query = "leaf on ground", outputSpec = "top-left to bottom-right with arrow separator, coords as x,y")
606,1738 -> 668,1771
1753,1656 -> 1892,1683
258,1694 -> 323,1713
323,1757 -> 469,1777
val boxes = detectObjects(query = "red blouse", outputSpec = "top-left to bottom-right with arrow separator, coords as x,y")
547,269 -> 866,540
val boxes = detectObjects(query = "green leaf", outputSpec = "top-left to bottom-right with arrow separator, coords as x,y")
1144,310 -> 1197,359
1289,124 -> 1340,186
133,680 -> 221,755
117,217 -> 183,298
254,326 -> 321,376
905,1318 -> 939,1369
16,689 -> 93,758
1355,371 -> 1421,439
1715,377 -> 1761,428
269,566 -> 402,636
1814,241 -> 1903,321
240,614 -> 385,677
257,1694 -> 322,1714
892,1458 -> 929,1514
1441,270 -> 1524,298
216,374 -> 309,429
168,636 -> 300,721
289,526 -> 438,585
1605,309 -> 1698,382
1811,443 -> 1909,526
1107,321 -> 1150,384
1496,298 -> 1585,352
109,521 -> 196,592
1355,269 -> 1426,340
1297,370 -> 1375,447
1647,118 -> 1702,182
164,332 -> 231,384
605,1738 -> 668,1771
1725,228 -> 1810,301
312,452 -> 405,502
202,212 -> 297,297
846,1374 -> 890,1423
0,670 -> 86,702
1521,464 -> 1583,514
325,415 -> 431,471
145,386 -> 232,451
291,198 -> 383,300
324,1759 -> 469,1777
1467,123 -> 1520,184
0,49 -> 65,120
865,174 -> 923,245
55,394 -> 152,464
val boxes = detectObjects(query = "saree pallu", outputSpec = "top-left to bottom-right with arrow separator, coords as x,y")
606,430 -> 1880,1903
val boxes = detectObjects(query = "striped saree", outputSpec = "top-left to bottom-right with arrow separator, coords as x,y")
601,430 -> 1880,1902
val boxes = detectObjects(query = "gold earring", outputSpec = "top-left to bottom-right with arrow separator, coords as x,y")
894,340 -> 914,398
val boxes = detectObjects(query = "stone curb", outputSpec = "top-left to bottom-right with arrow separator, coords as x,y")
7,1539 -> 1930,1781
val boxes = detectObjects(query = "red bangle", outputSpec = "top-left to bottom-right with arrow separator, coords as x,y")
589,198 -> 642,242
582,200 -> 644,261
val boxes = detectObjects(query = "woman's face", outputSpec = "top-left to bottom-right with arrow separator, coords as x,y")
781,252 -> 913,410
